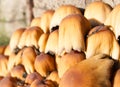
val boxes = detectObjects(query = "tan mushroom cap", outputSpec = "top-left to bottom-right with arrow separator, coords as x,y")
4,45 -> 12,56
38,33 -> 49,53
45,30 -> 59,55
30,17 -> 41,28
34,53 -> 56,77
40,10 -> 55,33
104,4 -> 120,39
59,54 -> 114,87
22,47 -> 37,74
84,1 -> 112,27
113,69 -> 120,87
58,14 -> 91,55
57,51 -> 85,78
50,4 -> 82,32
86,25 -> 120,60
18,28 -> 30,49
0,77 -> 16,87
25,72 -> 43,85
9,28 -> 25,53
10,64 -> 27,81
0,55 -> 8,77
25,26 -> 43,49
0,45 -> 6,55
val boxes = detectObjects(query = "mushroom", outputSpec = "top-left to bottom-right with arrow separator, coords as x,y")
58,14 -> 91,56
86,25 -> 120,60
50,5 -> 82,32
59,54 -> 114,87
84,1 -> 112,27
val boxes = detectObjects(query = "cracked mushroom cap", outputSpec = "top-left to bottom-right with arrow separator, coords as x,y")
59,54 -> 115,87
58,14 -> 91,56
50,4 -> 82,32
84,1 -> 112,27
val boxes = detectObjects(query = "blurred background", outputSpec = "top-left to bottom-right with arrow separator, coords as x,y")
0,0 -> 119,45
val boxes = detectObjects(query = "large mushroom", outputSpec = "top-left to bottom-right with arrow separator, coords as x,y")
59,54 -> 115,87
58,14 -> 91,56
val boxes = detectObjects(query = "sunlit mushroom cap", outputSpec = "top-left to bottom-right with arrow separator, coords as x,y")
9,28 -> 25,53
84,1 -> 112,27
40,10 -> 55,33
50,5 -> 82,32
58,14 -> 91,55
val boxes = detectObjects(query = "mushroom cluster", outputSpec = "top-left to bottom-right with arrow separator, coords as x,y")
0,1 -> 120,87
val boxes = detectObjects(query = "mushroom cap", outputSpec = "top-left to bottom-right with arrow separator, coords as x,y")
59,54 -> 114,87
9,28 -> 25,53
45,30 -> 59,55
86,25 -> 120,60
30,17 -> 41,28
84,1 -> 112,27
58,14 -> 91,55
50,4 -> 82,32
38,33 -> 49,53
10,64 -> 27,81
104,4 -> 120,39
40,10 -> 55,33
